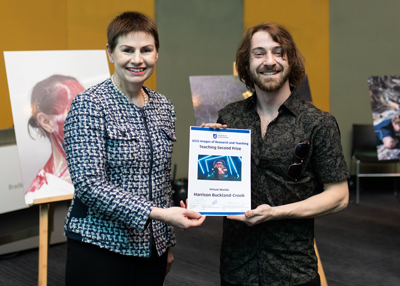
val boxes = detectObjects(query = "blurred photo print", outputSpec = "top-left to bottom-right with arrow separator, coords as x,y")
368,75 -> 400,160
189,75 -> 249,126
189,74 -> 313,126
4,50 -> 110,204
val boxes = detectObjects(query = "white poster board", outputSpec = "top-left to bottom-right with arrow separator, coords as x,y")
0,145 -> 26,213
4,50 -> 110,205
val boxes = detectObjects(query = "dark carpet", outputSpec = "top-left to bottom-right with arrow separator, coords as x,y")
0,188 -> 399,286
314,191 -> 400,286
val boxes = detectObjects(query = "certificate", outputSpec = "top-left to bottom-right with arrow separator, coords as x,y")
187,127 -> 251,215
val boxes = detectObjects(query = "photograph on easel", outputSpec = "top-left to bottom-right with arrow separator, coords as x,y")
189,75 -> 249,126
368,75 -> 400,160
189,74 -> 313,127
4,50 -> 110,205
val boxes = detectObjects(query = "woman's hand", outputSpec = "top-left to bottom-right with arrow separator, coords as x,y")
200,123 -> 227,129
165,247 -> 174,276
179,199 -> 188,208
149,206 -> 206,230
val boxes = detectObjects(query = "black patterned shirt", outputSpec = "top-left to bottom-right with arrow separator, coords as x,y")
217,89 -> 349,286
64,78 -> 176,257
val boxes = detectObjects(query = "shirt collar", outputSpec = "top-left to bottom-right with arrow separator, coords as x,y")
245,87 -> 301,117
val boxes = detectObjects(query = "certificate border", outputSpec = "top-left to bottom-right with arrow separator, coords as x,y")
200,212 -> 245,215
188,126 -> 251,215
190,126 -> 250,133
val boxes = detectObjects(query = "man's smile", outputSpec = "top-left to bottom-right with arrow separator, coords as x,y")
260,71 -> 280,76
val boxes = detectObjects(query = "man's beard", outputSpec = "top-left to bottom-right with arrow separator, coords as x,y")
250,68 -> 290,92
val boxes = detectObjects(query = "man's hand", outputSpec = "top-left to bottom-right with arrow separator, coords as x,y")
200,123 -> 227,129
228,180 -> 349,225
383,136 -> 398,149
388,100 -> 399,111
227,204 -> 273,226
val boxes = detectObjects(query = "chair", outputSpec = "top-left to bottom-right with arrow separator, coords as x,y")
351,124 -> 400,204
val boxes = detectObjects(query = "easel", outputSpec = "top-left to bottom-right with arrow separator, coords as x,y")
315,241 -> 328,286
33,193 -> 73,286
233,63 -> 328,286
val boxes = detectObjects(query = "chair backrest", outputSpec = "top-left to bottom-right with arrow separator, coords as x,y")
352,124 -> 377,153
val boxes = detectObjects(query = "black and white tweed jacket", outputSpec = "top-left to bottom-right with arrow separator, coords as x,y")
63,78 -> 176,257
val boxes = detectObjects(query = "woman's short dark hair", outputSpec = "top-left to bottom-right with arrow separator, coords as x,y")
236,22 -> 305,91
107,11 -> 159,52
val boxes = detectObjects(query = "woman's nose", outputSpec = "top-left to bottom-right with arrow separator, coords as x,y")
131,52 -> 143,64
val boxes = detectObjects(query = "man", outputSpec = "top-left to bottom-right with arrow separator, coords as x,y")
208,159 -> 228,180
205,22 -> 349,286
375,112 -> 400,149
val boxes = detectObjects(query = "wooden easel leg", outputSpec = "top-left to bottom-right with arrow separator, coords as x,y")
314,240 -> 328,286
34,195 -> 72,286
48,203 -> 55,242
38,203 -> 50,286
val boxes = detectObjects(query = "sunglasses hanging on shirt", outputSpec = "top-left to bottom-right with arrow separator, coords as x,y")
287,142 -> 310,181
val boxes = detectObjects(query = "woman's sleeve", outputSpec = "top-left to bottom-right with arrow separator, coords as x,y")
64,93 -> 153,231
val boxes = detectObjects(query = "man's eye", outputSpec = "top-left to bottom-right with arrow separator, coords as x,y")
273,49 -> 283,56
252,52 -> 264,58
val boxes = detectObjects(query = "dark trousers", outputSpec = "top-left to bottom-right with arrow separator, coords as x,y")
221,273 -> 321,286
65,238 -> 168,286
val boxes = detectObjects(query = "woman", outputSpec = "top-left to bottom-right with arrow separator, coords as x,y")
64,12 -> 205,285
26,75 -> 85,205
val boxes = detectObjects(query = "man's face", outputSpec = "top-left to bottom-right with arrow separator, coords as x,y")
393,122 -> 400,134
248,31 -> 290,92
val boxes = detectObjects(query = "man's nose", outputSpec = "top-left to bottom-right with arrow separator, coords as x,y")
263,52 -> 276,66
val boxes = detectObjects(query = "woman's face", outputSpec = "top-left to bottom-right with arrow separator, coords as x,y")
54,80 -> 84,113
107,31 -> 158,89
38,80 -> 84,142
52,81 -> 85,138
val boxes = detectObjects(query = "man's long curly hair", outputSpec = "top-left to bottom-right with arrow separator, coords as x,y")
236,22 -> 305,91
